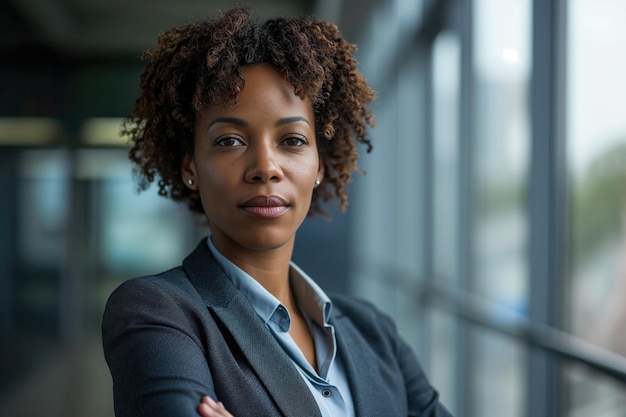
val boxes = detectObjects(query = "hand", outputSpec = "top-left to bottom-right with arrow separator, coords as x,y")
198,396 -> 235,417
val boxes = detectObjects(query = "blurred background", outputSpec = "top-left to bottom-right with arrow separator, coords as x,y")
2,0 -> 626,416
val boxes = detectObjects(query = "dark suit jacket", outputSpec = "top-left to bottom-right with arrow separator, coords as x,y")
102,240 -> 452,416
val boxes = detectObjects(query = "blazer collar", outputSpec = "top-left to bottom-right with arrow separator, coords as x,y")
182,240 -> 322,417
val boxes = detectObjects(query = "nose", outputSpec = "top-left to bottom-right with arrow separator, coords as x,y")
244,140 -> 284,183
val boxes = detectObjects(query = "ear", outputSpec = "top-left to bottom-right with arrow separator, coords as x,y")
181,153 -> 198,190
316,154 -> 325,184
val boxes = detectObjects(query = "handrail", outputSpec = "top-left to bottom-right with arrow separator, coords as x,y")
422,282 -> 626,384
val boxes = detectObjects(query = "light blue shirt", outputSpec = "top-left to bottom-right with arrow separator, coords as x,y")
207,237 -> 355,417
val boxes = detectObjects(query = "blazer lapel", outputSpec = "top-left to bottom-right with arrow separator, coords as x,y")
332,310 -> 389,416
183,241 -> 322,417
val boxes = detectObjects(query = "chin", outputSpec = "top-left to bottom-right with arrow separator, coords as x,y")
236,229 -> 296,251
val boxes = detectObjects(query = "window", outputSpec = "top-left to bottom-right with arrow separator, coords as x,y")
565,0 -> 626,414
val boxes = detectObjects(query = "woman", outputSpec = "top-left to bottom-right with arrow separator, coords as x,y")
102,6 -> 452,417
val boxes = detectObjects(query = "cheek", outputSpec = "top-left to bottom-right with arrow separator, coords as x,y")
197,162 -> 238,201
294,163 -> 319,197
305,158 -> 321,182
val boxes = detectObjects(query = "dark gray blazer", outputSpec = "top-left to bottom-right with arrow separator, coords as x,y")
102,241 -> 452,417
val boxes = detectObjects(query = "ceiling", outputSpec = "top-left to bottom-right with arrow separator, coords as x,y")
0,0 -> 320,64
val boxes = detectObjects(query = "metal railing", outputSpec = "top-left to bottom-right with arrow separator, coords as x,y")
420,281 -> 626,385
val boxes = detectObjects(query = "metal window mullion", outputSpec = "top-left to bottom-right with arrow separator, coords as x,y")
528,0 -> 568,416
453,0 -> 474,415
421,27 -> 436,376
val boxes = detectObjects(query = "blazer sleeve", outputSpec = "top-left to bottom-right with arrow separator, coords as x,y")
394,324 -> 453,417
102,275 -> 214,417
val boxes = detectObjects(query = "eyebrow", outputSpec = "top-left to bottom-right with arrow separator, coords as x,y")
208,117 -> 248,128
275,116 -> 311,127
208,116 -> 311,128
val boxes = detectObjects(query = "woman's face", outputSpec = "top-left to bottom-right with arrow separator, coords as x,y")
183,63 -> 323,257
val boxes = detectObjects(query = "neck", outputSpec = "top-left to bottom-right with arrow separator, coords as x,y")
211,234 -> 296,306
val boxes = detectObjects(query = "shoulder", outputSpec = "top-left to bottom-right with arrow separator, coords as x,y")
330,293 -> 394,323
102,266 -> 209,334
330,292 -> 377,312
105,266 -> 199,308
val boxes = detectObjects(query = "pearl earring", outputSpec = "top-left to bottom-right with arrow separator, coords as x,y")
314,179 -> 321,188
187,179 -> 194,186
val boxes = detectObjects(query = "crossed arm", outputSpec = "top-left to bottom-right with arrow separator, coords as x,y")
198,396 -> 234,417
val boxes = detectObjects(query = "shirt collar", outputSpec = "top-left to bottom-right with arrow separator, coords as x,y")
289,261 -> 333,328
206,236 -> 333,330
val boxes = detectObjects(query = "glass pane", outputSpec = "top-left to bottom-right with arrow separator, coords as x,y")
1,149 -> 71,409
473,0 -> 531,314
427,309 -> 458,414
432,30 -> 461,287
471,1 -> 532,416
79,149 -> 200,315
470,329 -> 526,417
16,150 -> 70,332
566,0 -> 626,413
430,31 -> 461,414
567,0 -> 626,354
18,150 -> 70,268
100,175 -> 191,275
563,363 -> 626,417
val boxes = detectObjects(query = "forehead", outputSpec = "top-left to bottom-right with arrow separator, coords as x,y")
206,63 -> 313,119
240,64 -> 306,102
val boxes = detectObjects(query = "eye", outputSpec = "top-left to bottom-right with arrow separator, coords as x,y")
281,135 -> 308,147
215,136 -> 245,147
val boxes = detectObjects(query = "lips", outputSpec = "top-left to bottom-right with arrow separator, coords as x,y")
239,195 -> 290,218
240,195 -> 288,207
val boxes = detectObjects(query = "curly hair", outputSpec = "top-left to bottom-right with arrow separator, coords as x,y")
123,6 -> 375,217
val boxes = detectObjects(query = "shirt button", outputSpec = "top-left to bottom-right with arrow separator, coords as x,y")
322,389 -> 332,397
